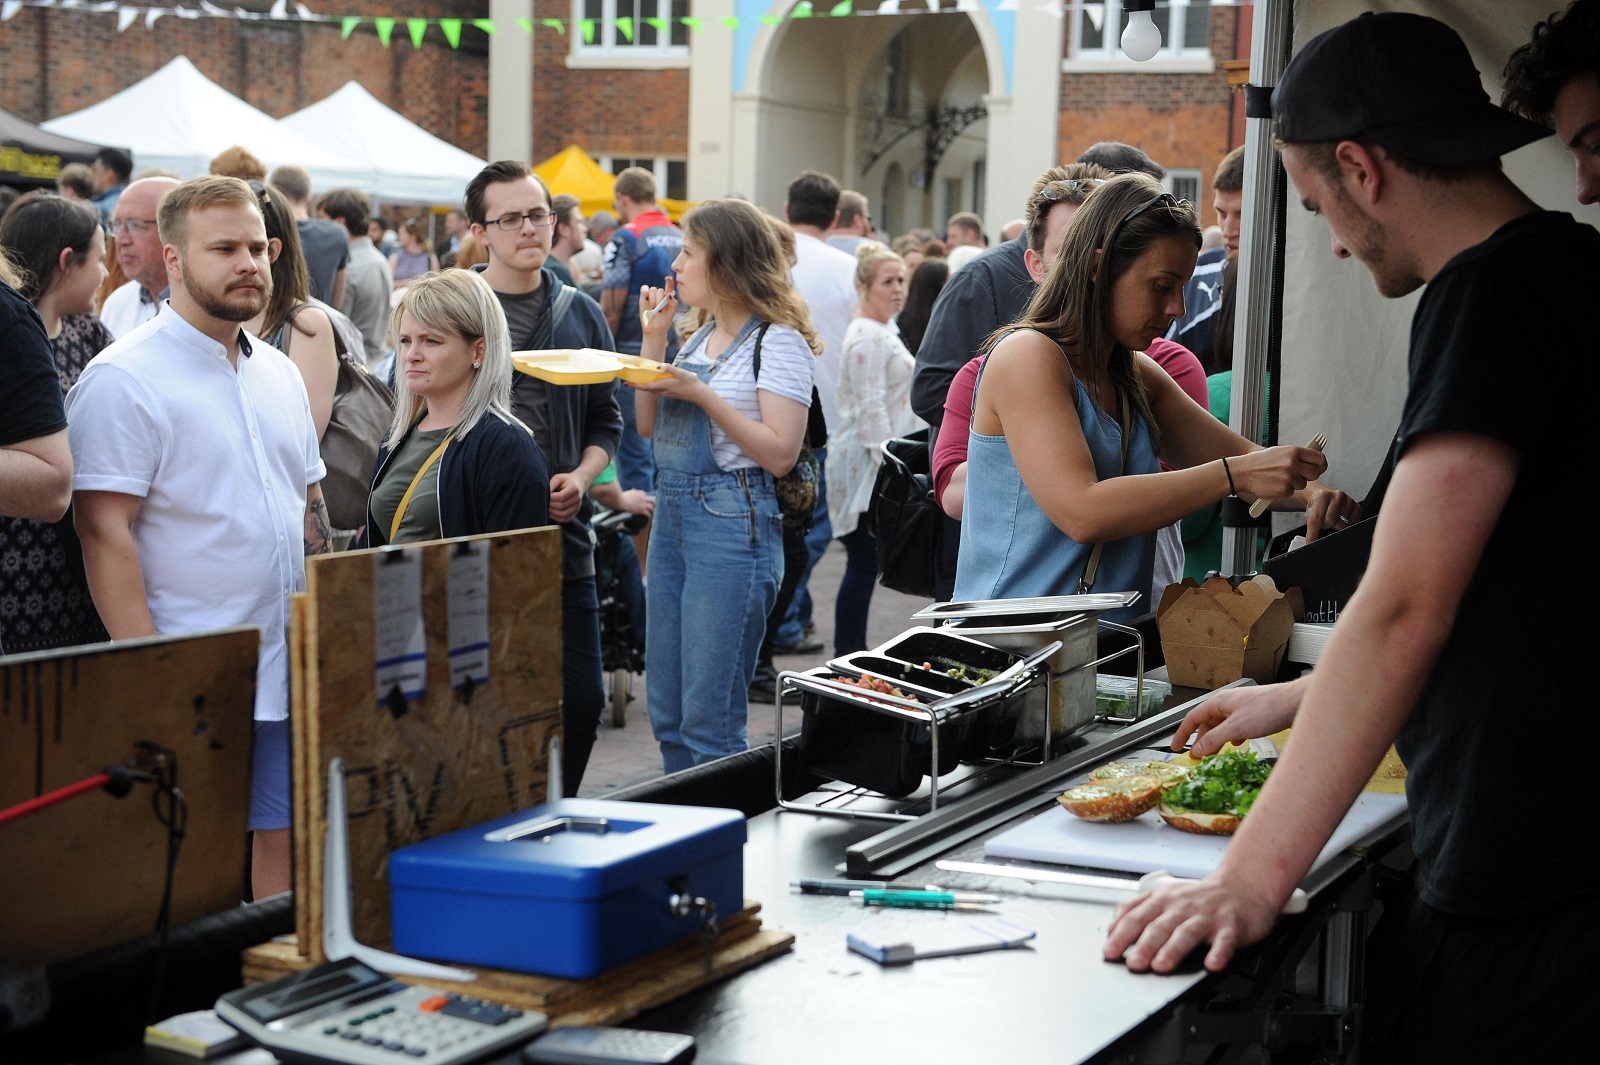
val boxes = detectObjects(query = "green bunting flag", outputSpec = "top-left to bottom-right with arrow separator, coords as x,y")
830,1 -> 852,15
578,17 -> 595,42
373,16 -> 394,45
406,17 -> 426,47
792,2 -> 813,17
472,18 -> 494,34
340,15 -> 359,38
615,14 -> 631,40
439,17 -> 461,46
643,15 -> 666,33
679,14 -> 701,30
720,14 -> 739,29
539,17 -> 561,33
759,14 -> 783,24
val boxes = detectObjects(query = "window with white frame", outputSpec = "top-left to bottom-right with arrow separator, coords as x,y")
599,156 -> 688,202
1072,1 -> 1213,61
578,0 -> 689,55
1164,168 -> 1201,206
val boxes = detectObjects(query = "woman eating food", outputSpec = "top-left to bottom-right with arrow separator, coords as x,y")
629,197 -> 818,773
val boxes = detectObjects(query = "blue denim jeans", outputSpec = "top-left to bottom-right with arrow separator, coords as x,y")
646,469 -> 783,773
832,524 -> 878,656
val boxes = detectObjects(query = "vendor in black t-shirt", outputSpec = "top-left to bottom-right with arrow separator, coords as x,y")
1102,14 -> 1598,1064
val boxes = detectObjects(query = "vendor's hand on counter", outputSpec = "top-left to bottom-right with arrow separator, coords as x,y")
1172,676 -> 1308,758
1232,445 -> 1327,506
1303,487 -> 1362,542
1103,868 -> 1282,975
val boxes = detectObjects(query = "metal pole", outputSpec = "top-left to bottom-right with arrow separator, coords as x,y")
1222,0 -> 1296,577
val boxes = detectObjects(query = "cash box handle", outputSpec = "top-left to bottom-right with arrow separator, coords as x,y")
498,815 -> 613,843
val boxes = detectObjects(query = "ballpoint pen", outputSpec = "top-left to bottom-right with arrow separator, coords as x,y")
850,889 -> 1002,910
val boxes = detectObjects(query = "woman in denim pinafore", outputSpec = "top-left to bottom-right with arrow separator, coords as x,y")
629,200 -> 820,773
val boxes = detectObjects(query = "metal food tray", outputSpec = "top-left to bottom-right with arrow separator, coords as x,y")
774,641 -> 1058,821
911,592 -> 1141,621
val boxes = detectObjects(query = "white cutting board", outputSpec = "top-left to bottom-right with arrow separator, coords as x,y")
985,752 -> 1407,879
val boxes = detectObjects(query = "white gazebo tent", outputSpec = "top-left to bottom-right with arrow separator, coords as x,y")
40,56 -> 367,190
282,81 -> 487,206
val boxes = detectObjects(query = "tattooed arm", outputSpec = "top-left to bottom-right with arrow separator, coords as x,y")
304,483 -> 334,556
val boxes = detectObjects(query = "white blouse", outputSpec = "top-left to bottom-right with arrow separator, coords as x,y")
825,317 -> 925,537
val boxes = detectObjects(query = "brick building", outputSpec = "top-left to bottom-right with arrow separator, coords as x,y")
2,0 -> 1242,231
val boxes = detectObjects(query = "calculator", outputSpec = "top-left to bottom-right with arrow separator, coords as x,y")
215,956 -> 549,1065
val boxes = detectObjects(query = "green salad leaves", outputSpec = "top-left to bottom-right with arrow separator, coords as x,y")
1162,749 -> 1272,817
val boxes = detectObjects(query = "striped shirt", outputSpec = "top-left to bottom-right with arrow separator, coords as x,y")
678,322 -> 814,471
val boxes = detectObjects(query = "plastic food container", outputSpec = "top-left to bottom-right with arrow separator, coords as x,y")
1095,674 -> 1171,721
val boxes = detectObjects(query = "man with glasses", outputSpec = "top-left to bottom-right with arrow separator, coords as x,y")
98,176 -> 179,339
465,160 -> 621,796
318,188 -> 393,372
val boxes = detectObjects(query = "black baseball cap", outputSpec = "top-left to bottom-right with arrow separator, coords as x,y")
1272,12 -> 1551,167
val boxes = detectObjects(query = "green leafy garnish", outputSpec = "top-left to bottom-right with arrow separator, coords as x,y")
1161,749 -> 1271,817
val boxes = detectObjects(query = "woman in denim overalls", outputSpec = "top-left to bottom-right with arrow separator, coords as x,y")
630,200 -> 819,773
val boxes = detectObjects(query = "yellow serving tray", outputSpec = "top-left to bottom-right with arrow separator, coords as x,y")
512,348 -> 670,385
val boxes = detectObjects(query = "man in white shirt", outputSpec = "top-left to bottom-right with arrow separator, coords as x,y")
98,176 -> 179,339
777,170 -> 857,654
68,175 -> 333,901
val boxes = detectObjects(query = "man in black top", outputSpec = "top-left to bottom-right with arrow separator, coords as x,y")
465,160 -> 622,795
1103,14 -> 1597,1062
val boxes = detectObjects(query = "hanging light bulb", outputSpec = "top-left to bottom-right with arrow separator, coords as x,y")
1121,0 -> 1163,62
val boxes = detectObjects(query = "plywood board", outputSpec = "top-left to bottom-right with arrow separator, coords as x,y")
244,902 -> 794,1028
294,528 -> 564,957
0,629 -> 259,965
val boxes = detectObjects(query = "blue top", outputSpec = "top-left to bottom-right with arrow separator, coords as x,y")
603,209 -> 683,354
954,372 -> 1158,621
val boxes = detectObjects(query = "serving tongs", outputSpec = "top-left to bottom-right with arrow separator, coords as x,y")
911,592 -> 1141,621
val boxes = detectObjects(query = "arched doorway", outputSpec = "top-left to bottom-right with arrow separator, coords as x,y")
739,2 -> 1004,236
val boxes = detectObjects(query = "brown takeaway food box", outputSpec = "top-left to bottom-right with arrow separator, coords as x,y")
1157,575 -> 1303,690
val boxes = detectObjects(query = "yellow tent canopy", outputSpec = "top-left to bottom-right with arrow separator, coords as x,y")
532,145 -> 692,223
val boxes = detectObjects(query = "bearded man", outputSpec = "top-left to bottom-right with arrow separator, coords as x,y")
67,175 -> 333,902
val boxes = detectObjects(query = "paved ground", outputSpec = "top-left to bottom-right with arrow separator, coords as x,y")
580,539 -> 933,796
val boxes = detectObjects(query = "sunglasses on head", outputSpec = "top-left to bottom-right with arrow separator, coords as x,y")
1100,192 -> 1191,249
1040,177 -> 1106,203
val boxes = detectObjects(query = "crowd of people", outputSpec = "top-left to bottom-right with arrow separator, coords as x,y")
2,3 -> 1597,1056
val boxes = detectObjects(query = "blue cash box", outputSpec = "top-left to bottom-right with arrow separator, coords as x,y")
388,799 -> 745,979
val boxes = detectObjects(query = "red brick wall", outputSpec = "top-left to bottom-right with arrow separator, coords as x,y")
529,0 -> 688,164
1,5 -> 491,161
1057,5 -> 1242,228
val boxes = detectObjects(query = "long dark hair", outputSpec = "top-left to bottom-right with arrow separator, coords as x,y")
1000,172 -> 1200,454
897,257 -> 948,356
248,180 -> 313,339
0,192 -> 102,303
